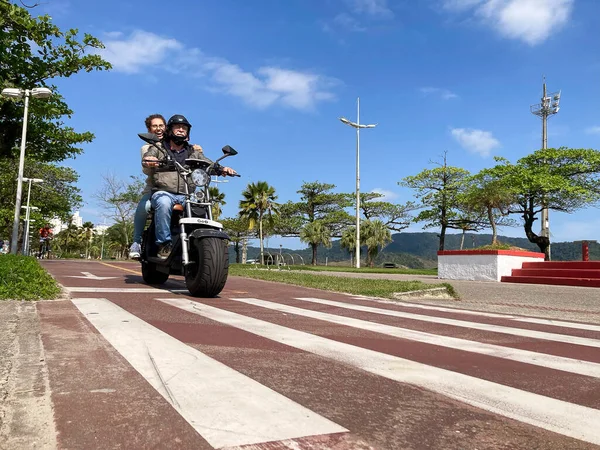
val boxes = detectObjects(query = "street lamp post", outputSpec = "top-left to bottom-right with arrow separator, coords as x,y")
339,97 -> 377,269
530,80 -> 561,260
1,87 -> 53,254
22,177 -> 44,255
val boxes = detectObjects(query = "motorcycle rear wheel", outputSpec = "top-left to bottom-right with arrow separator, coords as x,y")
185,237 -> 229,297
141,261 -> 169,285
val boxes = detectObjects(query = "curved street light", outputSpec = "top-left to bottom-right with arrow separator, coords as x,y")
1,87 -> 53,254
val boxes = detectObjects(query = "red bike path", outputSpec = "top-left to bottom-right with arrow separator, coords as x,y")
14,260 -> 600,449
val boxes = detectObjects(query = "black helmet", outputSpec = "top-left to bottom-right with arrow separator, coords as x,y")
167,114 -> 192,145
167,114 -> 192,130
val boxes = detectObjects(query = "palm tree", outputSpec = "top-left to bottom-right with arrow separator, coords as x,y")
209,187 -> 226,221
239,181 -> 279,265
82,221 -> 95,259
362,220 -> 392,267
300,220 -> 332,265
340,226 -> 357,266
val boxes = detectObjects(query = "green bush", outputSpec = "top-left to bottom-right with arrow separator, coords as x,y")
0,254 -> 61,300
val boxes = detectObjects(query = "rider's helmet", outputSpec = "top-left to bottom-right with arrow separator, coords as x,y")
167,114 -> 192,145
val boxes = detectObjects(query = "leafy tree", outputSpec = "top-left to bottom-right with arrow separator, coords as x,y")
360,192 -> 416,232
221,216 -> 252,263
462,169 -> 517,245
239,181 -> 279,265
299,220 -> 332,265
0,159 -> 82,238
486,148 -> 600,259
0,1 -> 110,246
94,174 -> 142,253
275,182 -> 353,238
400,152 -> 471,251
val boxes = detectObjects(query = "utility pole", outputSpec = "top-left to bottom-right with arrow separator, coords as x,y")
530,78 -> 561,260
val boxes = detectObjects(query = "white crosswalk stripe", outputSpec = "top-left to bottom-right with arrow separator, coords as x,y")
223,296 -> 600,378
72,298 -> 347,449
158,297 -> 600,446
290,297 -> 600,347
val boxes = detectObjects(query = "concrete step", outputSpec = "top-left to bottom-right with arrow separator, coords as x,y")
511,268 -> 600,279
500,276 -> 600,288
521,261 -> 600,269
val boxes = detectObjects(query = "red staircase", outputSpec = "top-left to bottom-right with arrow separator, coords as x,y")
501,261 -> 600,288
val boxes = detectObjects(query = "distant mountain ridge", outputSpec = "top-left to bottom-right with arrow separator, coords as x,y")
233,232 -> 599,268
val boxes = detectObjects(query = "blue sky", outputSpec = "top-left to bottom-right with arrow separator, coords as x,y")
34,0 -> 600,249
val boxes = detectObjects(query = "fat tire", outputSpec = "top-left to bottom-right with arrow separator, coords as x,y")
185,237 -> 229,297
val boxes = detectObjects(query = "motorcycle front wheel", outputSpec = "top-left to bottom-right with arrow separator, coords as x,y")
185,237 -> 229,297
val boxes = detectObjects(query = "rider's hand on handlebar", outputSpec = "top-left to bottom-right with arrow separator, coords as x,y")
142,156 -> 160,168
221,166 -> 239,177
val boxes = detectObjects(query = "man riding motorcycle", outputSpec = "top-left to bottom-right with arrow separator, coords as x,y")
142,114 -> 236,259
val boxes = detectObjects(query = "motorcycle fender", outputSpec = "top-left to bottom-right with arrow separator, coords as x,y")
189,228 -> 230,240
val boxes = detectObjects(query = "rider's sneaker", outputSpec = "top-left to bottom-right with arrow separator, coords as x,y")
129,242 -> 141,259
157,242 -> 172,259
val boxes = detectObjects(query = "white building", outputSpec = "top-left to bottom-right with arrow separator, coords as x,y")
94,224 -> 109,235
71,211 -> 83,228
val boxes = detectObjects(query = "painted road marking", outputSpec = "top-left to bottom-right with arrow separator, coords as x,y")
72,298 -> 347,448
159,297 -> 600,446
290,297 -> 600,348
67,271 -> 117,280
361,299 -> 600,333
65,287 -> 190,294
224,297 -> 600,378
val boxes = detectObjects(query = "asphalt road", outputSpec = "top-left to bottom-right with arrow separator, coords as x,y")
1,259 -> 599,450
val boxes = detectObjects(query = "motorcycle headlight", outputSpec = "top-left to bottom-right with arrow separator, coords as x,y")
191,168 -> 210,187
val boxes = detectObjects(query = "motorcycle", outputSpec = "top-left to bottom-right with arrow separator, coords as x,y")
137,132 -> 240,297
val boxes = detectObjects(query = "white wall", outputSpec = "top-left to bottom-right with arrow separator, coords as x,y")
438,253 -> 544,281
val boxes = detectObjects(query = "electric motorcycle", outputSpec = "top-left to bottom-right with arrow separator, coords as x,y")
138,132 -> 239,297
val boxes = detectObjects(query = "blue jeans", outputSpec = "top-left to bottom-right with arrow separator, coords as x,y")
133,192 -> 152,244
151,191 -> 186,245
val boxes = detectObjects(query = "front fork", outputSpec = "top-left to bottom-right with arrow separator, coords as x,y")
180,222 -> 190,266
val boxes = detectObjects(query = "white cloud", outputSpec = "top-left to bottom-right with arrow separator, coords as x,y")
333,13 -> 367,32
96,31 -> 338,111
585,126 -> 600,135
451,128 -> 500,156
98,30 -> 183,74
371,188 -> 398,201
441,0 -> 574,45
420,87 -> 459,100
346,0 -> 394,18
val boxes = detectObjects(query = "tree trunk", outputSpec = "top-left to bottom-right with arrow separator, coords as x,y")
460,230 -> 465,250
523,211 -> 550,260
438,223 -> 447,251
311,243 -> 317,265
242,238 -> 247,263
234,241 -> 240,263
488,206 -> 497,245
259,213 -> 264,265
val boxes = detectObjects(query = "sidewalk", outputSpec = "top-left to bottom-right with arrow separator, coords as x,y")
305,271 -> 600,325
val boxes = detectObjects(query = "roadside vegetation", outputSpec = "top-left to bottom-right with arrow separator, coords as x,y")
0,255 -> 61,300
229,264 -> 457,299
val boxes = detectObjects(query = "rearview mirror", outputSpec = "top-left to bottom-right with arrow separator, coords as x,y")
138,133 -> 160,144
222,145 -> 238,156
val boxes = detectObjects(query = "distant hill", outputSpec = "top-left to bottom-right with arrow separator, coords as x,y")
231,232 -> 600,268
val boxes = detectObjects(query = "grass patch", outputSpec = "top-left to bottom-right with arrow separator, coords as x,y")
279,264 -> 437,276
0,254 -> 61,300
229,264 -> 457,299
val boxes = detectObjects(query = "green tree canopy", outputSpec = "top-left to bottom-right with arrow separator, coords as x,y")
485,148 -> 600,258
